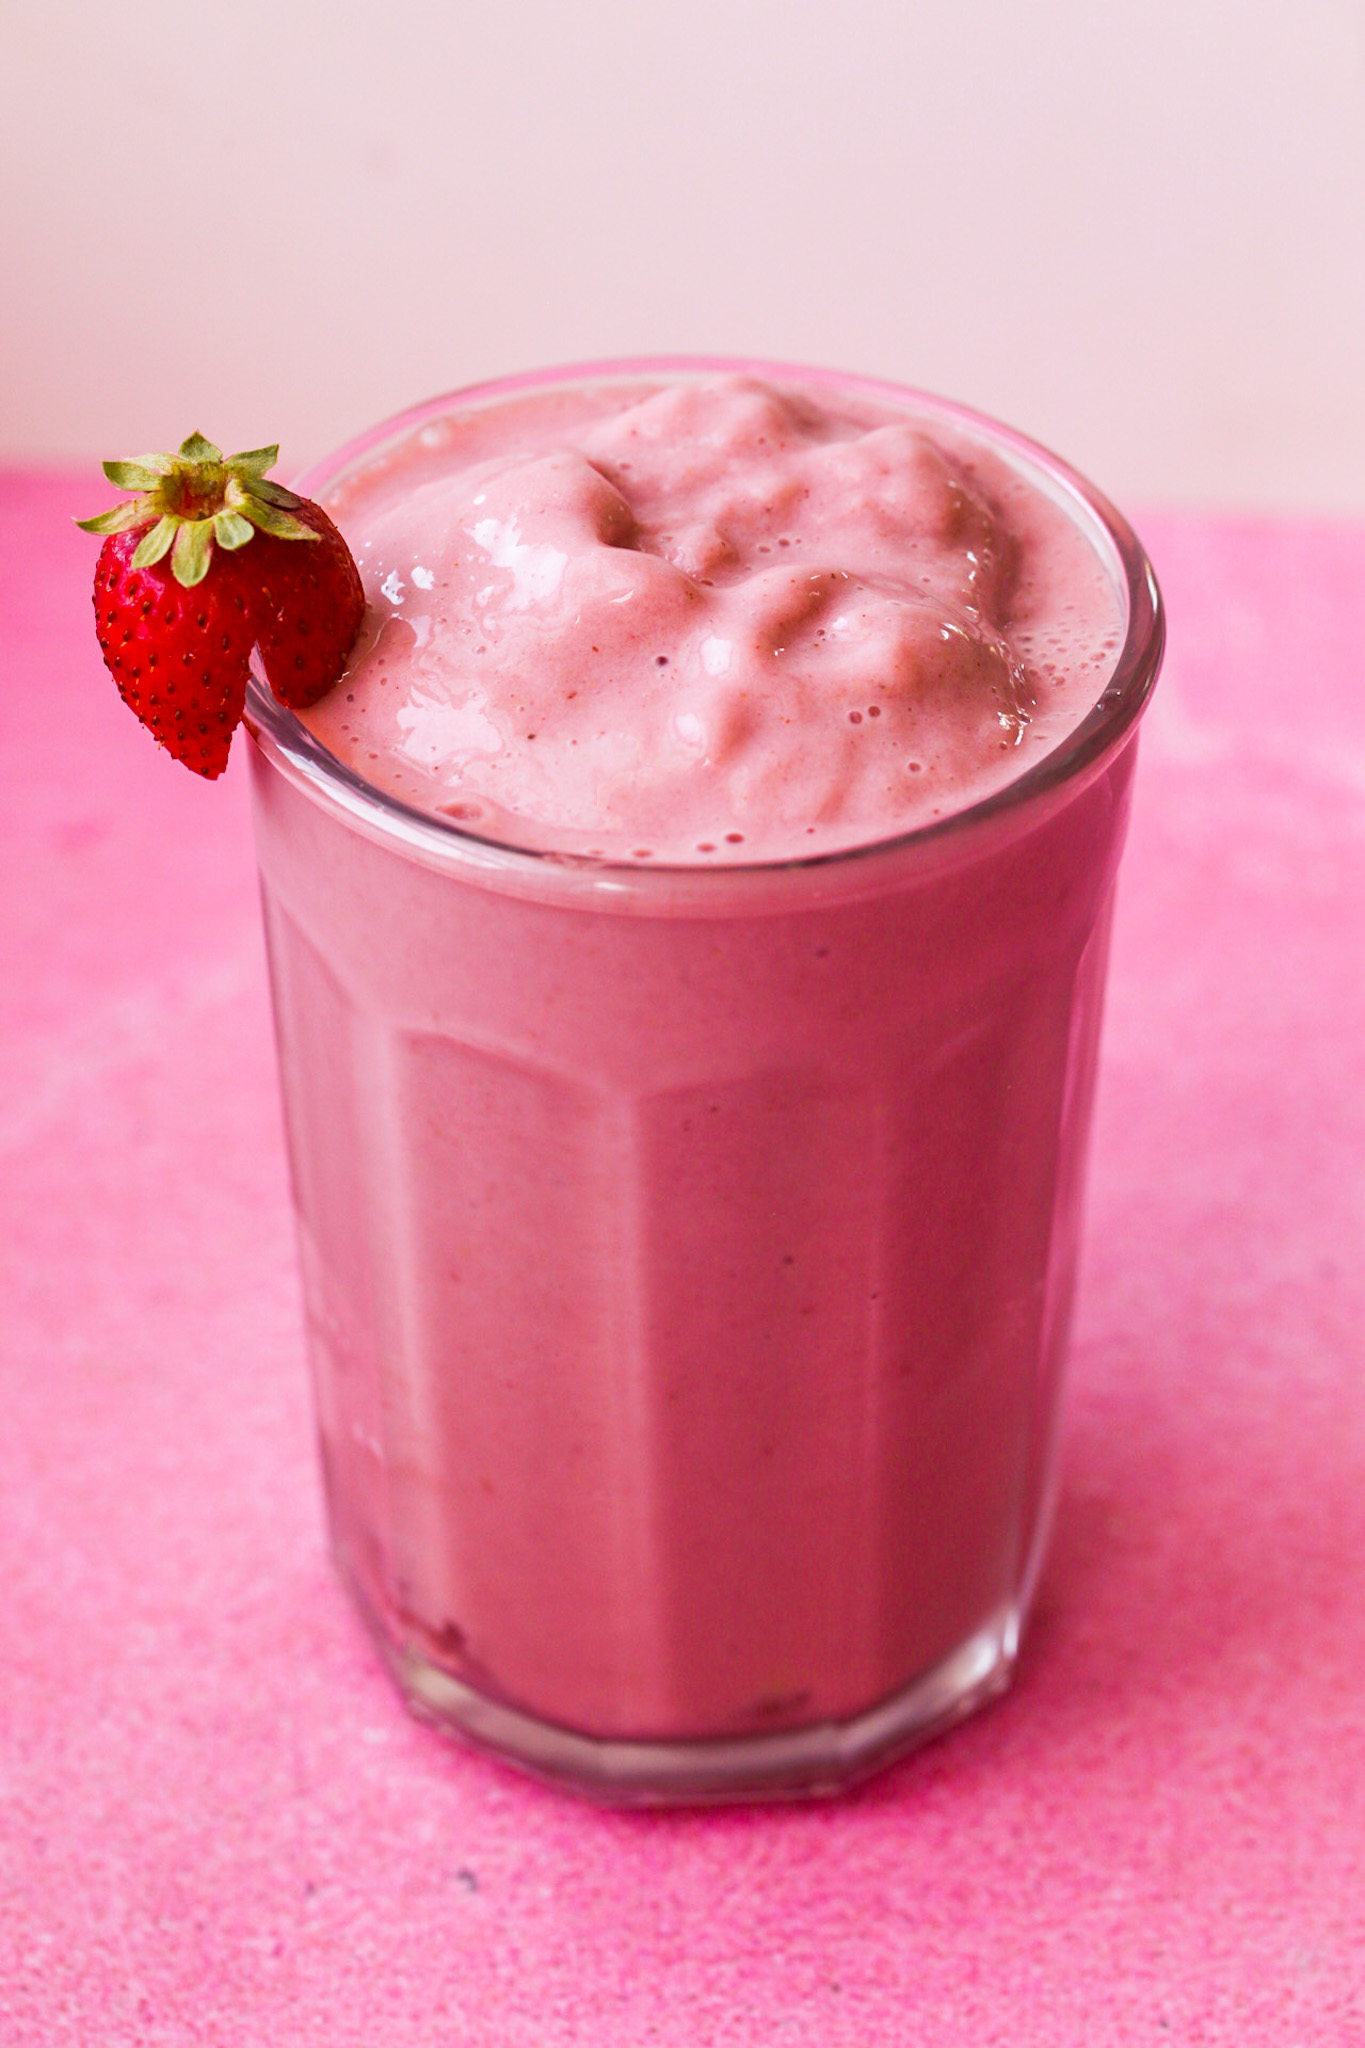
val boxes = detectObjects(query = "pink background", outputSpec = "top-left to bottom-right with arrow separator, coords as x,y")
3,1 -> 1365,509
4,6 -> 1364,2037
4,485 -> 1365,2040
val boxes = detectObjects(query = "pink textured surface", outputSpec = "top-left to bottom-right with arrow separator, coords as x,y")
3,474 -> 1364,2043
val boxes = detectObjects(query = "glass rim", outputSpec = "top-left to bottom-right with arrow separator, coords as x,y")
245,353 -> 1164,890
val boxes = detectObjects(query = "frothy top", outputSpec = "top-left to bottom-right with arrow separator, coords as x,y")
305,375 -> 1124,863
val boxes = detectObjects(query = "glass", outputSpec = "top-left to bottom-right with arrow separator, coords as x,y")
244,359 -> 1163,1802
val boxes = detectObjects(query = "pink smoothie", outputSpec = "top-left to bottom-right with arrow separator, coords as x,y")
303,375 -> 1120,860
248,363 -> 1159,1799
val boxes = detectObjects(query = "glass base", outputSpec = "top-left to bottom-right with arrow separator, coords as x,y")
345,1562 -> 1020,1804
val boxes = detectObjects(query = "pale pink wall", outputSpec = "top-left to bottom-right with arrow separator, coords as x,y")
3,0 -> 1363,509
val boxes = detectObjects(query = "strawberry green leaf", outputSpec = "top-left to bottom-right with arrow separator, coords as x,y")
213,509 -> 254,550
227,445 -> 280,478
131,515 -> 179,568
171,518 -> 215,586
76,500 -> 150,536
241,497 -> 317,541
241,475 -> 304,510
102,459 -> 171,490
178,432 -> 224,465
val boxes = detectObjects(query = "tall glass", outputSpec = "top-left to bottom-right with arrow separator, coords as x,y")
245,360 -> 1163,1802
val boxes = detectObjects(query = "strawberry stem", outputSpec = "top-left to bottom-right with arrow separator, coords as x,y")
78,435 -> 317,587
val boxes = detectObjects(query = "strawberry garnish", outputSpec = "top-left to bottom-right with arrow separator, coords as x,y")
79,434 -> 364,778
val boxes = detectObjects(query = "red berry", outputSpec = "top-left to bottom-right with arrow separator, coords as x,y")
79,433 -> 366,778
93,527 -> 257,780
252,498 -> 366,710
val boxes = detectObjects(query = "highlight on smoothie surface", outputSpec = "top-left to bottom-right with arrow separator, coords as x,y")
303,374 -> 1126,863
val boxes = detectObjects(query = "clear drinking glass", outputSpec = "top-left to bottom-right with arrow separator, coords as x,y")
244,360 -> 1163,1802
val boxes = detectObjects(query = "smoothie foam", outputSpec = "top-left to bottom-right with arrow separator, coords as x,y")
304,375 -> 1122,862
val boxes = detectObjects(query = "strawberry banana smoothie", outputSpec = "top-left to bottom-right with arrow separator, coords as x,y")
304,376 -> 1119,860
247,363 -> 1162,1800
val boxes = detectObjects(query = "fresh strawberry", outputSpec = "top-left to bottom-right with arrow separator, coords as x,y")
79,433 -> 364,778
251,497 -> 368,710
92,526 -> 258,779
